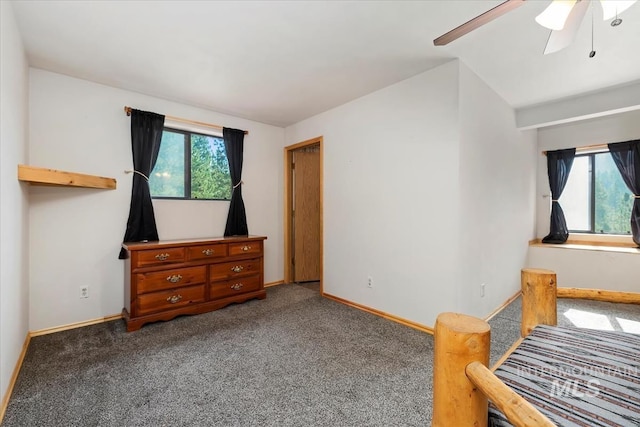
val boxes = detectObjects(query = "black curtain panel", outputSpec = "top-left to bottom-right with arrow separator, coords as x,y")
608,139 -> 640,246
223,127 -> 249,236
118,109 -> 165,259
542,148 -> 576,244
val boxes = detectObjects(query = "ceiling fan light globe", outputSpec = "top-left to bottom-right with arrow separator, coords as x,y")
535,0 -> 578,30
600,0 -> 638,20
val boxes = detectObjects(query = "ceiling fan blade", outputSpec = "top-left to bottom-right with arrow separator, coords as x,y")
543,0 -> 590,54
433,0 -> 527,46
536,0 -> 578,30
600,0 -> 638,20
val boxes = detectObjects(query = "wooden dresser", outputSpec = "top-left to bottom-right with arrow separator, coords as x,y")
122,236 -> 267,331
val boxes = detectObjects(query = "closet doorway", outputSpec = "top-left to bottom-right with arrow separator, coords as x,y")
284,137 -> 323,293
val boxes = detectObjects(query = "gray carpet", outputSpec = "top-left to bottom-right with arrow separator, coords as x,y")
3,284 -> 639,426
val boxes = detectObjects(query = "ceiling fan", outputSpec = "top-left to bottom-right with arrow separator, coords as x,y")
434,0 -> 637,54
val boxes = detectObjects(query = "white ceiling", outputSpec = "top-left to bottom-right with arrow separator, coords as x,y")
10,0 -> 640,127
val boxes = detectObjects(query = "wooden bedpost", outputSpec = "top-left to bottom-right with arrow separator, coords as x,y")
521,268 -> 557,337
432,312 -> 491,427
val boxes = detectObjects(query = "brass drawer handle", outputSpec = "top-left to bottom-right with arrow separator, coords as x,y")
230,283 -> 244,291
166,294 -> 182,304
166,274 -> 183,283
202,249 -> 214,256
241,245 -> 251,252
155,253 -> 170,261
231,265 -> 244,273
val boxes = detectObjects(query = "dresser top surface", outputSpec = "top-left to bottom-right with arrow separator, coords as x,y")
122,235 -> 267,251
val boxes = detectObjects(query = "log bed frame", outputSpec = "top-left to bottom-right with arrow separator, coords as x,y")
431,268 -> 577,427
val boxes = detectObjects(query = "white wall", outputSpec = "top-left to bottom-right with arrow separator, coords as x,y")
457,63 -> 537,318
0,0 -> 30,404
529,110 -> 640,291
28,69 -> 284,331
285,60 -> 536,327
528,247 -> 640,291
516,81 -> 640,129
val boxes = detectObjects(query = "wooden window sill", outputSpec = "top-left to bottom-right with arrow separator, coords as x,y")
529,239 -> 640,254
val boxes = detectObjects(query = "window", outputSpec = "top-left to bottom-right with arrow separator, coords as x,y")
561,151 -> 633,235
149,128 -> 231,200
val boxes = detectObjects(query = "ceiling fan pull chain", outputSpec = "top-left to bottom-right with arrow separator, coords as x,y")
589,5 -> 596,58
611,8 -> 623,26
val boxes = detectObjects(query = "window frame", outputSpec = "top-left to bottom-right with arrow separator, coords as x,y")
564,150 -> 632,235
565,152 -> 595,234
150,127 -> 231,201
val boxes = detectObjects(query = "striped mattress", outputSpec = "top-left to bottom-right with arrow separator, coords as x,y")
488,325 -> 640,426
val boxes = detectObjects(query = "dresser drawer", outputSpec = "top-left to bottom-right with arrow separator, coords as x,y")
209,258 -> 261,282
187,243 -> 228,261
136,266 -> 206,294
136,284 -> 205,316
210,275 -> 261,300
135,247 -> 185,268
228,241 -> 262,256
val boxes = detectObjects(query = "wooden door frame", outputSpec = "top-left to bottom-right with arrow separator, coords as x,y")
284,136 -> 323,293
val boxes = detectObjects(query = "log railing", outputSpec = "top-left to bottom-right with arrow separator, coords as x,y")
431,268 -> 558,427
465,362 -> 555,427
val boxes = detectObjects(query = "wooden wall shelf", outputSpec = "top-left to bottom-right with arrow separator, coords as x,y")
17,165 -> 116,189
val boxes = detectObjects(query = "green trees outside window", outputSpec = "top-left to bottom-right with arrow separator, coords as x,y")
149,128 -> 231,200
594,153 -> 633,234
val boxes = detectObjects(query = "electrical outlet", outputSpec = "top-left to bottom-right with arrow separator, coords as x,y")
367,277 -> 373,288
480,283 -> 486,298
80,286 -> 89,299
